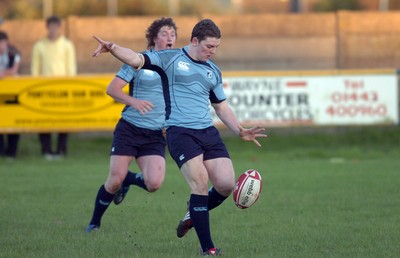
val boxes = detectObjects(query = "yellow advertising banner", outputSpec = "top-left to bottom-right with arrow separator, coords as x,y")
1,70 -> 395,133
0,75 -> 122,133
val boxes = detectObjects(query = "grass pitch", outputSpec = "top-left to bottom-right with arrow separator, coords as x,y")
1,127 -> 400,258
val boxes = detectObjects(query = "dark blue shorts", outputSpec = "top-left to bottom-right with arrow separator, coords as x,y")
110,118 -> 166,158
166,126 -> 230,168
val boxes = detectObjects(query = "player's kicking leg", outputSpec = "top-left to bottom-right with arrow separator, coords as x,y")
176,157 -> 234,238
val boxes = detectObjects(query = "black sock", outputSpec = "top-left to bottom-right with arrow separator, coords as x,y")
89,185 -> 114,226
189,194 -> 214,252
208,187 -> 228,211
123,170 -> 147,191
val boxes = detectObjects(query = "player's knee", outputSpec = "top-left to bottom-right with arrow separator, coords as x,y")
215,181 -> 235,197
105,174 -> 125,193
104,181 -> 120,194
145,179 -> 163,192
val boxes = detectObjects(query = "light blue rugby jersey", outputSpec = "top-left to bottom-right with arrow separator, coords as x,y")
142,46 -> 226,129
116,50 -> 166,130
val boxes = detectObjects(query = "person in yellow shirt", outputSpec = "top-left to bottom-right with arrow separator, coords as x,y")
31,16 -> 77,159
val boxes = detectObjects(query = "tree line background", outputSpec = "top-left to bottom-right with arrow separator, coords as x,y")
1,0 -> 399,20
3,0 -> 231,19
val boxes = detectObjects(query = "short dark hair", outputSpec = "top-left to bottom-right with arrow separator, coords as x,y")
46,15 -> 61,26
191,19 -> 221,42
145,17 -> 177,49
0,31 -> 8,41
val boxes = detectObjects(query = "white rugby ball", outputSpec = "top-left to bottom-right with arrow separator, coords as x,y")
233,169 -> 262,209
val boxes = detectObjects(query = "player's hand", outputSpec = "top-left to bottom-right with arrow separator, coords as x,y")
239,127 -> 267,147
131,99 -> 155,115
92,35 -> 114,57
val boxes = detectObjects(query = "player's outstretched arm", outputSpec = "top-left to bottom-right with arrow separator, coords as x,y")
212,101 -> 267,147
92,35 -> 144,69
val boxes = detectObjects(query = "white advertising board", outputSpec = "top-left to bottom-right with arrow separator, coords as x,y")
215,74 -> 398,126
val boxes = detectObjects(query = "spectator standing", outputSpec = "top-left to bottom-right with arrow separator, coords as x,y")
31,16 -> 77,159
0,31 -> 21,160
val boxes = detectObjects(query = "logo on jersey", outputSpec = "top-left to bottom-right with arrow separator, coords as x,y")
177,61 -> 190,72
207,71 -> 213,79
179,154 -> 185,161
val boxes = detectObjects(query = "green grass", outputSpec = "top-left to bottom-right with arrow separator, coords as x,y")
1,127 -> 400,258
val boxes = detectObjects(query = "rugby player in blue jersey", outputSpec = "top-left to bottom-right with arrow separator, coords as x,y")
92,19 -> 266,256
85,17 -> 177,233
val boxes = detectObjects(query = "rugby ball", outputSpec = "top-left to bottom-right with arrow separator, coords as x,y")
233,169 -> 262,209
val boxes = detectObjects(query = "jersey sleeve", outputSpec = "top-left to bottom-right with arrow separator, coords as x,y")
142,49 -> 179,70
210,66 -> 226,103
116,64 -> 138,82
210,85 -> 226,103
142,52 -> 163,70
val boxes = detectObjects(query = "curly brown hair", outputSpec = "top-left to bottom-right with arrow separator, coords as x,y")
145,17 -> 177,49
